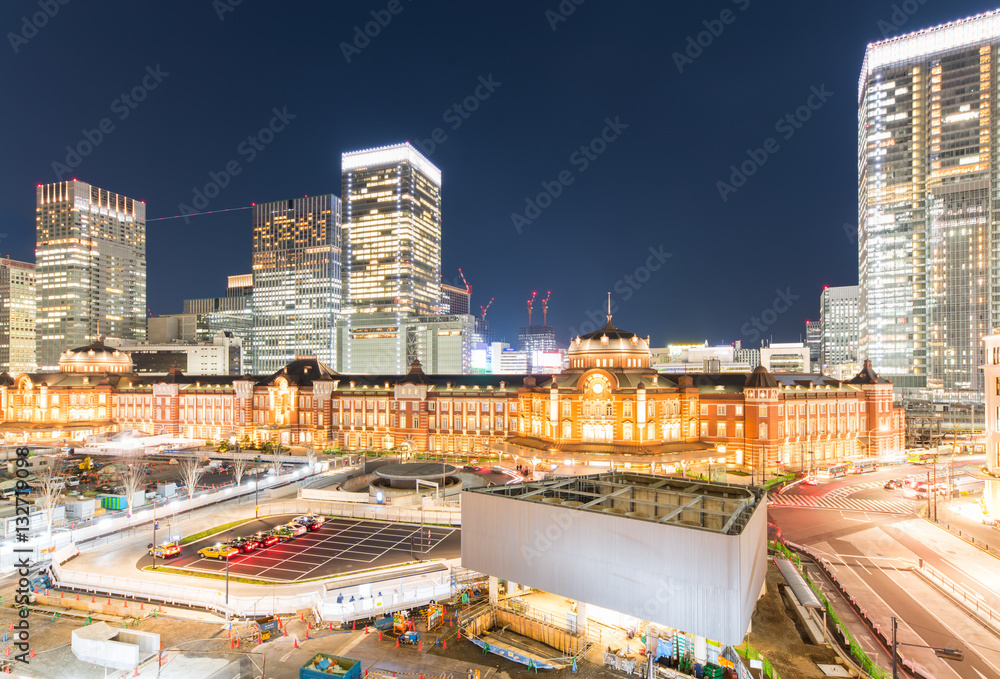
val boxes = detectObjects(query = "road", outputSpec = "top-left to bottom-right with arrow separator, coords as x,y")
770,458 -> 1000,678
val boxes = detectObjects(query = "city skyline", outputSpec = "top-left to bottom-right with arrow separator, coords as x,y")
9,2 -> 1000,351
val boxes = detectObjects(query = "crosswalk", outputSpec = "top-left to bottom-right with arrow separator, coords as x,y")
767,493 -> 917,514
769,480 -> 918,514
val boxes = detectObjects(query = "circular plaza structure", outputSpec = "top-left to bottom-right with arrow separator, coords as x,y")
370,462 -> 462,500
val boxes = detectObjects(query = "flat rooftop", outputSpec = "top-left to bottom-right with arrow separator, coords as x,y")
466,472 -> 763,536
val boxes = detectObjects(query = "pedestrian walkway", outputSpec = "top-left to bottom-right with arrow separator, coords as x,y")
768,492 -> 916,514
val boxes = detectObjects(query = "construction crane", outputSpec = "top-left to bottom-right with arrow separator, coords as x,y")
526,291 -> 537,326
541,291 -> 551,326
480,297 -> 494,319
457,268 -> 472,295
146,306 -> 156,318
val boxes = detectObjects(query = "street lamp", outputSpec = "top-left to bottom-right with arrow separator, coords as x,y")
890,616 -> 963,678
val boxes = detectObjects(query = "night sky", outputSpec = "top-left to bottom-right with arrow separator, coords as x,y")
2,1 -> 995,349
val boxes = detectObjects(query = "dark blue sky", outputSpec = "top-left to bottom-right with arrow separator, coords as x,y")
1,1 -> 995,348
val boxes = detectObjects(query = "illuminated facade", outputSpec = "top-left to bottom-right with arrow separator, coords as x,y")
184,274 -> 254,372
0,312 -> 905,478
0,259 -> 36,374
36,180 -> 146,370
859,10 -> 1000,396
441,283 -> 471,315
820,285 -> 859,370
337,313 -> 474,375
342,143 -> 442,317
251,196 -> 341,374
983,332 -> 1000,473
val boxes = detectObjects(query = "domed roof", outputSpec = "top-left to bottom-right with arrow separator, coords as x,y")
569,321 -> 649,355
59,340 -> 133,373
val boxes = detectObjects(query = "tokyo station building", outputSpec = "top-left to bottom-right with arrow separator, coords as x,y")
0,315 -> 904,474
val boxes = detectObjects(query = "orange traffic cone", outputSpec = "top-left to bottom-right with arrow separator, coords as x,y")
29,649 -> 34,658
107,598 -> 111,605
91,596 -> 95,604
378,631 -> 383,641
293,637 -> 299,649
140,603 -> 144,610
352,620 -> 356,631
227,628 -> 231,638
395,637 -> 399,648
134,666 -> 139,677
4,645 -> 9,657
306,629 -> 310,640
364,625 -> 368,635
307,621 -> 312,630
418,641 -> 422,652
60,591 -> 64,599
301,613 -> 305,622
443,639 -> 447,650
329,622 -> 334,631
457,630 -> 461,640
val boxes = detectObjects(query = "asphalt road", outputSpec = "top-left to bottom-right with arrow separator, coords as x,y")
771,482 -> 1000,679
140,515 -> 462,583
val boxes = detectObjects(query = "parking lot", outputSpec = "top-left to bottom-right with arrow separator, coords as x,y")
139,515 -> 461,583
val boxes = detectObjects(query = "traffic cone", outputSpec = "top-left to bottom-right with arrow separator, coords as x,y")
227,628 -> 231,638
140,603 -> 144,610
91,596 -> 95,604
352,620 -> 356,631
29,649 -> 34,658
306,629 -> 310,640
5,645 -> 9,657
443,639 -> 447,650
379,631 -> 383,641
107,598 -> 111,606
76,594 -> 80,601
395,637 -> 399,648
364,625 -> 368,635
134,666 -> 139,677
418,641 -> 422,652
457,630 -> 461,640
301,613 -> 305,622
60,591 -> 64,598
283,628 -> 288,637
329,622 -> 334,631
307,621 -> 312,630
293,637 -> 299,649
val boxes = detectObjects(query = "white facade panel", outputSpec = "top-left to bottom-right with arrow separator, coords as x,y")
461,491 -> 765,646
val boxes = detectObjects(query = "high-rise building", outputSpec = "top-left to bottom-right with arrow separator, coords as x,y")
805,319 -> 822,369
0,258 -> 36,374
36,180 -> 146,370
441,283 -> 471,315
820,285 -> 860,369
859,10 -> 1000,397
337,313 -> 473,374
183,275 -> 255,373
251,195 -> 341,374
342,143 -> 442,316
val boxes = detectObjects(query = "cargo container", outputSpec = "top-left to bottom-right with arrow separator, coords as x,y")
299,653 -> 361,679
99,495 -> 127,511
65,498 -> 96,520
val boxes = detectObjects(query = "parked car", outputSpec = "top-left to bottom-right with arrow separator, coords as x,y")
284,521 -> 307,537
251,530 -> 279,548
228,536 -> 260,554
149,542 -> 181,558
269,526 -> 296,542
198,544 -> 239,560
294,514 -> 325,531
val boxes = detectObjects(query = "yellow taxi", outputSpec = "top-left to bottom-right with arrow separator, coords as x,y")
148,542 -> 181,558
198,543 -> 239,560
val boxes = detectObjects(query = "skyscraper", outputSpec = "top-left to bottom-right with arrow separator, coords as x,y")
859,10 -> 1000,397
804,319 -> 822,370
0,258 -> 36,374
251,195 -> 341,374
820,285 -> 860,369
36,180 -> 146,370
342,143 -> 442,316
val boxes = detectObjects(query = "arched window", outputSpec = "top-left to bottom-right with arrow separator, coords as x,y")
606,403 -> 613,417
562,422 -> 571,438
623,422 -> 633,440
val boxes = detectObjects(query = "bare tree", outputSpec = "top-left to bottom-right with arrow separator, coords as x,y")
306,446 -> 316,469
270,451 -> 283,478
35,469 -> 63,536
119,452 -> 148,518
231,453 -> 250,487
178,456 -> 206,500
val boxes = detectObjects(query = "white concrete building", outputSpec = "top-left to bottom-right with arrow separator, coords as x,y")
111,332 -> 242,375
759,343 -> 810,373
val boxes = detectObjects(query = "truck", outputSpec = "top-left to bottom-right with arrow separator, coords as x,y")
299,653 -> 361,679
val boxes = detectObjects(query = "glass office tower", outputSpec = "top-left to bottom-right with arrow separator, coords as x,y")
251,195 -> 341,374
342,143 -> 442,317
36,180 -> 146,370
859,10 -> 1000,397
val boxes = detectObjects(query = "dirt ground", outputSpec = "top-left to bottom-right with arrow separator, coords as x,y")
746,563 -> 842,679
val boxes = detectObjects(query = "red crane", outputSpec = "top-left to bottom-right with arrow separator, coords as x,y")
480,297 -> 494,319
458,268 -> 471,295
541,291 -> 551,326
526,291 -> 537,326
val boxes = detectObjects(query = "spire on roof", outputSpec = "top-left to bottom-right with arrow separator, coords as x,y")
606,291 -> 612,324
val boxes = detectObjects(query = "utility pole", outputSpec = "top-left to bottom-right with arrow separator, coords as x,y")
892,616 -> 898,679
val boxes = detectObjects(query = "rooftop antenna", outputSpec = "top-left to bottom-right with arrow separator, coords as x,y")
527,291 -> 537,326
606,291 -> 612,324
541,291 -> 552,326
